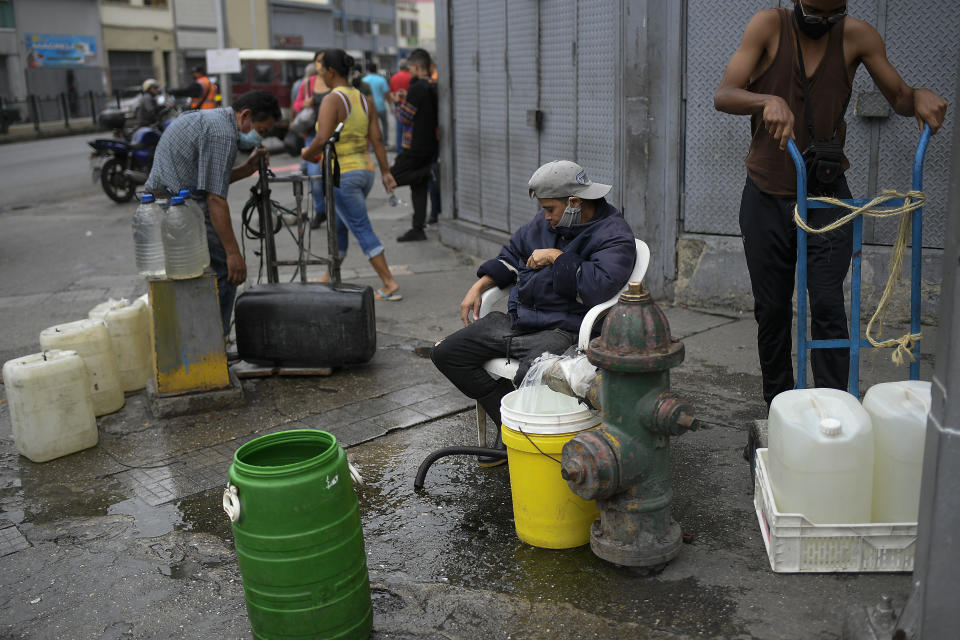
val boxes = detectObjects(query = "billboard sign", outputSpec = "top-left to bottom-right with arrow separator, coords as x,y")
24,33 -> 97,68
206,48 -> 242,74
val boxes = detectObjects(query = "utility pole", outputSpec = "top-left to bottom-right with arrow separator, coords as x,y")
842,52 -> 960,640
892,51 -> 960,640
215,0 -> 232,106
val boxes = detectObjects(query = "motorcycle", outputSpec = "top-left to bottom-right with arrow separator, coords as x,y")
88,98 -> 178,203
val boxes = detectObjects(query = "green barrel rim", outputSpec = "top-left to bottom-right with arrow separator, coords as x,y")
233,429 -> 339,478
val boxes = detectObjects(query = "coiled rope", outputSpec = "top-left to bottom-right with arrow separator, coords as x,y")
793,189 -> 926,366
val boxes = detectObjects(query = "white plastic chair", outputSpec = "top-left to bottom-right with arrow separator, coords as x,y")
473,238 -> 650,446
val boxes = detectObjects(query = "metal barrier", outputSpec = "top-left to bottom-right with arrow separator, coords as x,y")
0,91 -> 122,134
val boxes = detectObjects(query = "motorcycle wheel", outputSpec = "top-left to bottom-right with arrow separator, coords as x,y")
100,158 -> 136,203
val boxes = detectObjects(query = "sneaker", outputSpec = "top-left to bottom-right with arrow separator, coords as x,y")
426,215 -> 439,226
396,228 -> 427,242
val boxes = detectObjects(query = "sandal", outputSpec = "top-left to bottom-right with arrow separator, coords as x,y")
375,288 -> 403,301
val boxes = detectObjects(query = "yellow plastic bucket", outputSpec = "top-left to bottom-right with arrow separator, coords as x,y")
500,385 -> 601,549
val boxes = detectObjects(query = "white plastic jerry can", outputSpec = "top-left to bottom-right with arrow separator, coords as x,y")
39,319 -> 124,416
2,350 -> 99,462
88,298 -> 152,392
862,380 -> 931,523
768,388 -> 874,524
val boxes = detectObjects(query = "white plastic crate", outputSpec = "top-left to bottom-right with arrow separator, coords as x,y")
754,449 -> 917,573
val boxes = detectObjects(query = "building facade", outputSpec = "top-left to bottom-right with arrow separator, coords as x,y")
396,0 -> 434,58
435,0 -> 958,323
100,0 -> 176,93
0,0 -> 106,121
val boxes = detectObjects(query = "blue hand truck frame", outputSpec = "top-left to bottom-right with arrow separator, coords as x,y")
786,123 -> 933,398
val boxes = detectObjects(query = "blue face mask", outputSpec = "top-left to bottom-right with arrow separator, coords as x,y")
237,129 -> 261,151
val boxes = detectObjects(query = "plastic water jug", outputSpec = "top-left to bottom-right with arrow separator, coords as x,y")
162,195 -> 206,279
227,430 -> 372,639
39,319 -> 124,416
863,380 -> 931,523
177,190 -> 210,269
767,388 -> 873,524
3,350 -> 99,462
88,297 -> 153,392
132,193 -> 165,277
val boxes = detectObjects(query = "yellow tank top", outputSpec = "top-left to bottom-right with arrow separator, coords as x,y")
326,87 -> 374,173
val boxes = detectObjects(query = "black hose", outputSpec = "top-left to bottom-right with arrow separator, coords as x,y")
413,446 -> 508,490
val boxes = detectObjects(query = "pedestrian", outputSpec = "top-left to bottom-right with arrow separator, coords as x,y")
362,62 -> 391,149
135,78 -> 162,128
169,66 -> 218,110
145,90 -> 281,335
713,0 -> 947,407
301,49 -> 403,302
431,160 -> 636,464
389,58 -> 411,152
391,48 -> 439,242
293,52 -> 331,228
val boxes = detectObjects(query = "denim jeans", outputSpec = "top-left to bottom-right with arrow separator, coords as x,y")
333,170 -> 383,259
303,133 -> 326,216
395,114 -> 404,151
198,199 -> 236,336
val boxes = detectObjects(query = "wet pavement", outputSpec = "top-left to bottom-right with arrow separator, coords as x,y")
0,156 -> 940,638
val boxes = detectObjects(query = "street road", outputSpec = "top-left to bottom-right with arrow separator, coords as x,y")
0,133 -> 102,210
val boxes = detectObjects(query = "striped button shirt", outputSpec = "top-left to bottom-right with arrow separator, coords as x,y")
145,107 -> 238,199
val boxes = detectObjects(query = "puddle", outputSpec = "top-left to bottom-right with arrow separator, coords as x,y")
108,497 -> 182,538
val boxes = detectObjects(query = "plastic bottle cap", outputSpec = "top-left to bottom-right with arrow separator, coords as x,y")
178,189 -> 191,197
169,196 -> 184,205
141,193 -> 155,204
820,418 -> 842,437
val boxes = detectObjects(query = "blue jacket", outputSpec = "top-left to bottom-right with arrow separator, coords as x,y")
477,200 -> 636,333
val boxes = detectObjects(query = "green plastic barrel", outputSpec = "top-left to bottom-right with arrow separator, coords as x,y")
225,429 -> 372,640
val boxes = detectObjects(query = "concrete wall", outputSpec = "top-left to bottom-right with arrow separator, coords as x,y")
269,2 -> 333,51
100,2 -> 174,30
225,0 -> 270,50
101,27 -> 176,90
14,0 -> 106,95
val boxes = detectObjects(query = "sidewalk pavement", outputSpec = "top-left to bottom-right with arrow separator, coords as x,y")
0,120 -> 101,144
0,170 -> 937,638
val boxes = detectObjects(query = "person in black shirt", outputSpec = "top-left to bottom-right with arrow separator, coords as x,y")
391,48 -> 439,242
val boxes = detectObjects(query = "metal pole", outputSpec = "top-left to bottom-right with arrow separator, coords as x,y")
891,60 -> 960,640
30,94 -> 40,131
214,0 -> 232,106
88,90 -> 96,125
60,92 -> 70,129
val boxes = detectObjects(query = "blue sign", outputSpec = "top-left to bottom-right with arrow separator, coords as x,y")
25,33 -> 98,68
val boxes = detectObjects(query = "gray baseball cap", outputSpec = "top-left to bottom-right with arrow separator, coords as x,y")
527,160 -> 612,200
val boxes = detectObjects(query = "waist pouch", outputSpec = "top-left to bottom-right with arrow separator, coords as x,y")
802,138 -> 844,193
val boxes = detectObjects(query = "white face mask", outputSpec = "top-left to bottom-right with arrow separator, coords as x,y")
556,202 -> 582,228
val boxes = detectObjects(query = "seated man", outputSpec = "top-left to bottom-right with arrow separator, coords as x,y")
431,160 -> 636,464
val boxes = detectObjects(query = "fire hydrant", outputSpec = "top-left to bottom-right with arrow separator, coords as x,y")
560,281 -> 701,568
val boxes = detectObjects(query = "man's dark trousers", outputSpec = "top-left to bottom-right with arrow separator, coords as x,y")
391,152 -> 433,230
431,312 -> 576,428
739,175 -> 854,406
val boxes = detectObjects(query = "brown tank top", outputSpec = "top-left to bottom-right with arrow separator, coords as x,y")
745,8 -> 852,197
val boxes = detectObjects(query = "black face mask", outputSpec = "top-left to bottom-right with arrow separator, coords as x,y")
794,3 -> 835,40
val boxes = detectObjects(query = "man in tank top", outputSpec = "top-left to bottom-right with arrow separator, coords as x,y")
714,0 -> 946,408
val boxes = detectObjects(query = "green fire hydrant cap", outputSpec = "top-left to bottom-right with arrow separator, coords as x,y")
587,281 -> 685,372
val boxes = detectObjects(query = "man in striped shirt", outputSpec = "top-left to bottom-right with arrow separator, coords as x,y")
146,90 -> 280,335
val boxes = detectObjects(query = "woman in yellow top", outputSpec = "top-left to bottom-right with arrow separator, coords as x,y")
301,49 -> 401,300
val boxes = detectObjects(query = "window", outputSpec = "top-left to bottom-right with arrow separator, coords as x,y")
108,50 -> 155,92
349,19 -> 371,35
400,19 -> 418,39
0,0 -> 14,29
333,16 -> 344,33
376,21 -> 395,37
230,63 -> 248,84
253,63 -> 274,85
